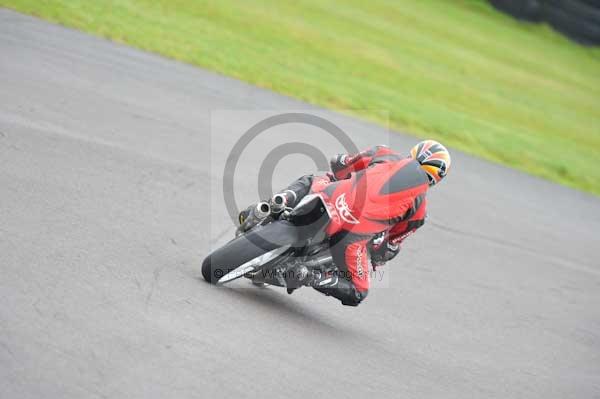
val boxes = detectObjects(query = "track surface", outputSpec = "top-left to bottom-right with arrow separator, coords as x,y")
1,9 -> 599,399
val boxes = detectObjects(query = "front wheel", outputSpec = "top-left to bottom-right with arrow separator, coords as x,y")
202,221 -> 300,284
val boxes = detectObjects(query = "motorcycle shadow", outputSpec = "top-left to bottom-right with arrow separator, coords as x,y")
200,278 -> 367,338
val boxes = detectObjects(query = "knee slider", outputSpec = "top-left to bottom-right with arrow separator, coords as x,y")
341,289 -> 368,306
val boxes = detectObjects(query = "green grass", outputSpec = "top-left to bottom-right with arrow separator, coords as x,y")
3,0 -> 600,194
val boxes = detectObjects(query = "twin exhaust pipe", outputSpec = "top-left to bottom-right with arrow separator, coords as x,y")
237,194 -> 289,236
254,193 -> 287,219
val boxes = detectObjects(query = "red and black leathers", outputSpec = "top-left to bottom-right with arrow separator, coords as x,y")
280,145 -> 429,306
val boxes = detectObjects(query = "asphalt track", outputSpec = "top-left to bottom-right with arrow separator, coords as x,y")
1,9 -> 599,399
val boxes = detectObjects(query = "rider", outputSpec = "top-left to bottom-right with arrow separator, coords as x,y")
240,140 -> 451,306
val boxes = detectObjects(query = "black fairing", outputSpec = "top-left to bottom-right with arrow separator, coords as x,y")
289,195 -> 331,241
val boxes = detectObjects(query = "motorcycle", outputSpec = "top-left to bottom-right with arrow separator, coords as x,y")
202,179 -> 342,291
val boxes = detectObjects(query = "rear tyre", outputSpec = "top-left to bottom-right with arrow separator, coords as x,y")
202,221 -> 299,284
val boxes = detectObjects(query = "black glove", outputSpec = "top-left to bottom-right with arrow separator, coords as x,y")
370,235 -> 400,267
330,154 -> 351,180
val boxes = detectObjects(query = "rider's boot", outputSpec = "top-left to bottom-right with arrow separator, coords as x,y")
312,275 -> 367,306
284,266 -> 340,295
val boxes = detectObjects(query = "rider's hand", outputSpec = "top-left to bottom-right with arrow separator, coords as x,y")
371,241 -> 400,267
330,154 -> 351,180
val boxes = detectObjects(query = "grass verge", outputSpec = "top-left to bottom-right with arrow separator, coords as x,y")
2,0 -> 600,194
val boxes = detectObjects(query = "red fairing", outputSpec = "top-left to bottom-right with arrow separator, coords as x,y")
312,157 -> 429,237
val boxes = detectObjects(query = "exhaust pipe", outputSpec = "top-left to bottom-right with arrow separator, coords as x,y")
236,201 -> 271,236
270,193 -> 287,213
254,201 -> 271,219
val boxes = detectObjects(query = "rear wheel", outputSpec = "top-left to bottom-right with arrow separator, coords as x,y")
202,221 -> 299,284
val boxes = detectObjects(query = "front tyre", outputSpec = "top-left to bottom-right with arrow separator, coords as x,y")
202,221 -> 299,284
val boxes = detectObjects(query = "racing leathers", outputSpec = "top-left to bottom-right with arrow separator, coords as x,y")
277,145 -> 429,306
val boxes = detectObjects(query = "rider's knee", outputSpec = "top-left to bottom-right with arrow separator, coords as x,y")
341,289 -> 368,307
